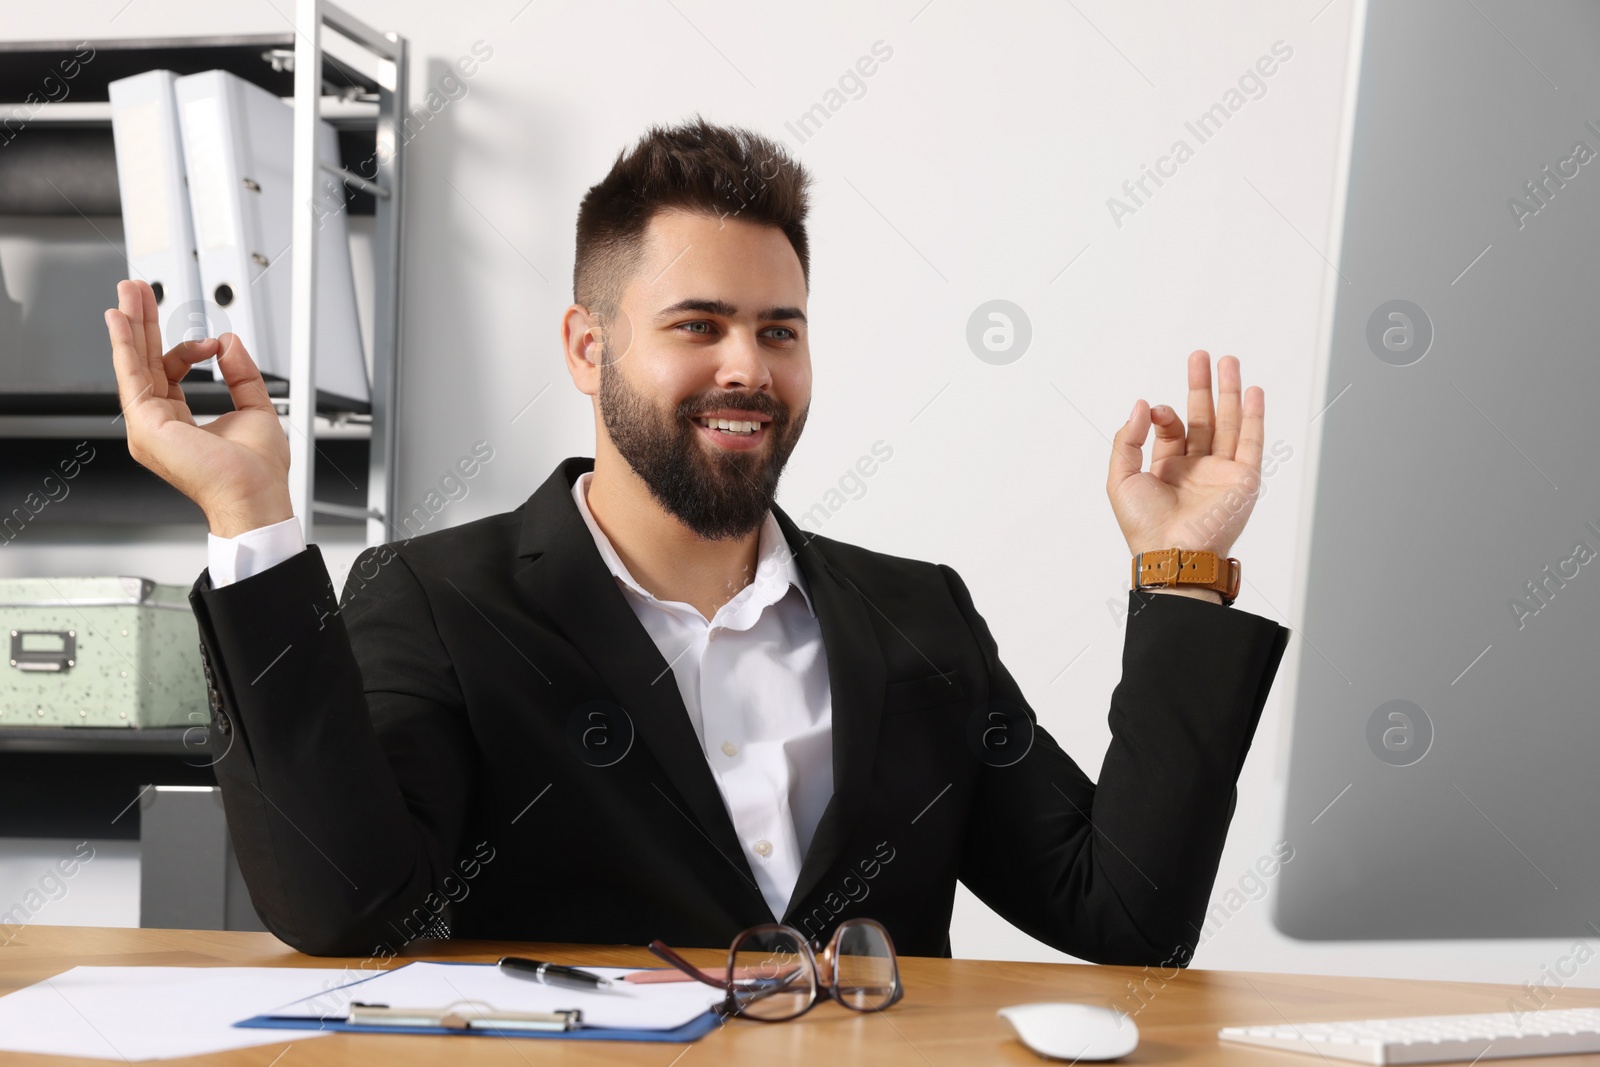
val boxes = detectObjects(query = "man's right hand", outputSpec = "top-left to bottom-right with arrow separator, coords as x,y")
105,279 -> 294,538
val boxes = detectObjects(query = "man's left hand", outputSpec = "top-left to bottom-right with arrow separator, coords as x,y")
1107,350 -> 1266,560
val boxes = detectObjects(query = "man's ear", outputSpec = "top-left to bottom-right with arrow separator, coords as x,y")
562,304 -> 603,396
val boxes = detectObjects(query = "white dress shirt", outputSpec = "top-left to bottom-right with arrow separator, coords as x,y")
570,473 -> 833,921
206,474 -> 835,921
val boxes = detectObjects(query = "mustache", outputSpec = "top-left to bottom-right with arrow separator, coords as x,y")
677,391 -> 788,422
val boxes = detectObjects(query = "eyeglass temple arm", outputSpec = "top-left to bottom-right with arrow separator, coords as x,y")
646,939 -> 732,990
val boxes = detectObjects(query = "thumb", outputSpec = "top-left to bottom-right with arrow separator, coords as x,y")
1107,399 -> 1150,492
215,332 -> 276,414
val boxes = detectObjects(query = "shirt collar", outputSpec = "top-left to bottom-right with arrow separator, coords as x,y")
570,470 -> 815,618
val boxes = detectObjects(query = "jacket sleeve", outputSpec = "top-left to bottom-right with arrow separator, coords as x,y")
943,566 -> 1290,967
189,542 -> 477,956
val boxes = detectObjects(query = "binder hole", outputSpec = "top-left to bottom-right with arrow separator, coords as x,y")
214,283 -> 235,308
150,281 -> 165,304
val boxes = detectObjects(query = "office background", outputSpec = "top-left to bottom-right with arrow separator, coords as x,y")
0,0 -> 1585,990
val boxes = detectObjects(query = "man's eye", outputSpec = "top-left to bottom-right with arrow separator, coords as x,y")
674,322 -> 798,340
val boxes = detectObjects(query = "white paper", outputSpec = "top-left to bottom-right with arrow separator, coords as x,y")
268,963 -> 725,1031
0,966 -> 345,1061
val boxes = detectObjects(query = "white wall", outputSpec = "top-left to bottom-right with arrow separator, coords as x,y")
1,0 -> 1590,992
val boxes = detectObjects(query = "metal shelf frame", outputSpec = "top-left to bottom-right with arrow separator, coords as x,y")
291,0 -> 407,546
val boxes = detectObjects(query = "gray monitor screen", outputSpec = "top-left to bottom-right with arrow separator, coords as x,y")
1274,0 -> 1600,940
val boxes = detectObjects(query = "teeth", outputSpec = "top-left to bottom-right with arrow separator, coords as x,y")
698,417 -> 759,434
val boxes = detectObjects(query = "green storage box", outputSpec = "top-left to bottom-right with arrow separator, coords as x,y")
0,576 -> 205,728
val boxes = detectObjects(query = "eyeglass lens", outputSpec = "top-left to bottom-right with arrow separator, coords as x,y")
833,921 -> 898,1010
729,928 -> 817,1020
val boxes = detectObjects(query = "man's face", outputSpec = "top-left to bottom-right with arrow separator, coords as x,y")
594,208 -> 811,540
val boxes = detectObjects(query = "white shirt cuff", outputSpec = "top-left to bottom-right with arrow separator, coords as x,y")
206,516 -> 306,588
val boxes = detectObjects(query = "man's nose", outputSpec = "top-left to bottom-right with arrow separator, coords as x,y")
714,327 -> 773,391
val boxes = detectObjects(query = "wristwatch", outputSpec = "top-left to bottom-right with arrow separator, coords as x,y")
1131,547 -> 1240,606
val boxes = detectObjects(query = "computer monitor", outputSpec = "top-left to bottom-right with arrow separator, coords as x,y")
1275,0 -> 1600,939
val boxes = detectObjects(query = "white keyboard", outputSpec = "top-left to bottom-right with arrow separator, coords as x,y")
1219,1008 -> 1600,1064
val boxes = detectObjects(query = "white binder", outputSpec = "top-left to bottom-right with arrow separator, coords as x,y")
173,69 -> 369,404
109,70 -> 210,358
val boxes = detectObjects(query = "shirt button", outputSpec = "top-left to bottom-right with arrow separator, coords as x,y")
753,839 -> 772,857
721,740 -> 738,757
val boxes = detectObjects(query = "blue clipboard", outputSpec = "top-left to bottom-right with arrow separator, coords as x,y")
233,961 -> 723,1044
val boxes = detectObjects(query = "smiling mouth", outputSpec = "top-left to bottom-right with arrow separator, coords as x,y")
694,416 -> 764,435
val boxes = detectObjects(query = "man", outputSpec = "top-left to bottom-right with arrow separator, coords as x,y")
105,118 -> 1289,964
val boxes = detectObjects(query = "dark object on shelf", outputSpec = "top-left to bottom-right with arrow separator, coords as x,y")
0,127 -> 120,215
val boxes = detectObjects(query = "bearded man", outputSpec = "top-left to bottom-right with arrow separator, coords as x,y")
105,118 -> 1289,962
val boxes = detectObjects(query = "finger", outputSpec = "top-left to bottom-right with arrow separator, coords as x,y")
106,303 -> 152,406
1236,385 -> 1266,473
215,332 -> 278,414
1185,349 -> 1215,456
105,307 -> 168,432
1149,404 -> 1187,463
1107,399 -> 1150,492
1211,355 -> 1243,459
159,338 -> 222,388
160,340 -> 220,428
115,280 -> 149,366
138,279 -> 164,372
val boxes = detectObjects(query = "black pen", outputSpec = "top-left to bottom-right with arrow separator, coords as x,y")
498,955 -> 614,991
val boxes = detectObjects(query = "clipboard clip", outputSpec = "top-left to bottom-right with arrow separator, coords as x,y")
348,999 -> 583,1032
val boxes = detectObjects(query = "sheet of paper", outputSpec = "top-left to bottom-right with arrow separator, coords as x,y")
0,966 -> 348,1061
268,963 -> 726,1031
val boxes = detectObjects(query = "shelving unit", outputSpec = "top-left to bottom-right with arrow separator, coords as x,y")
0,0 -> 408,544
0,8 -> 409,931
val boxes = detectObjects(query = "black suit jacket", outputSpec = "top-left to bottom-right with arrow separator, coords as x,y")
188,457 -> 1289,962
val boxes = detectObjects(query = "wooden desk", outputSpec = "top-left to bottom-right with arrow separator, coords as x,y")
4,925 -> 1599,1065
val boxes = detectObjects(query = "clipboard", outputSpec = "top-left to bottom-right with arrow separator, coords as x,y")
234,961 -> 723,1044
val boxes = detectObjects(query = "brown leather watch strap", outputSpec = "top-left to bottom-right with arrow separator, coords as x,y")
1131,547 -> 1240,606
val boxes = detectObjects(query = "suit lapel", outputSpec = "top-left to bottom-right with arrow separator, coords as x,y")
510,459 -> 762,903
776,511 -> 887,921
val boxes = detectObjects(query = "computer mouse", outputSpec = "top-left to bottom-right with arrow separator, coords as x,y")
997,1001 -> 1139,1061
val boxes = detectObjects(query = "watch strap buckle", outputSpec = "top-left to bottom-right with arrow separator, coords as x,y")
1131,547 -> 1240,605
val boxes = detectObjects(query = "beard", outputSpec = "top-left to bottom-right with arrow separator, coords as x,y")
599,361 -> 807,540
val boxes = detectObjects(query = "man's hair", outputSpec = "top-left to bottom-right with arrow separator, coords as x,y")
574,116 -> 812,327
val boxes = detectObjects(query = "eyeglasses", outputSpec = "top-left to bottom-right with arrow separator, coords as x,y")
648,917 -> 904,1021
